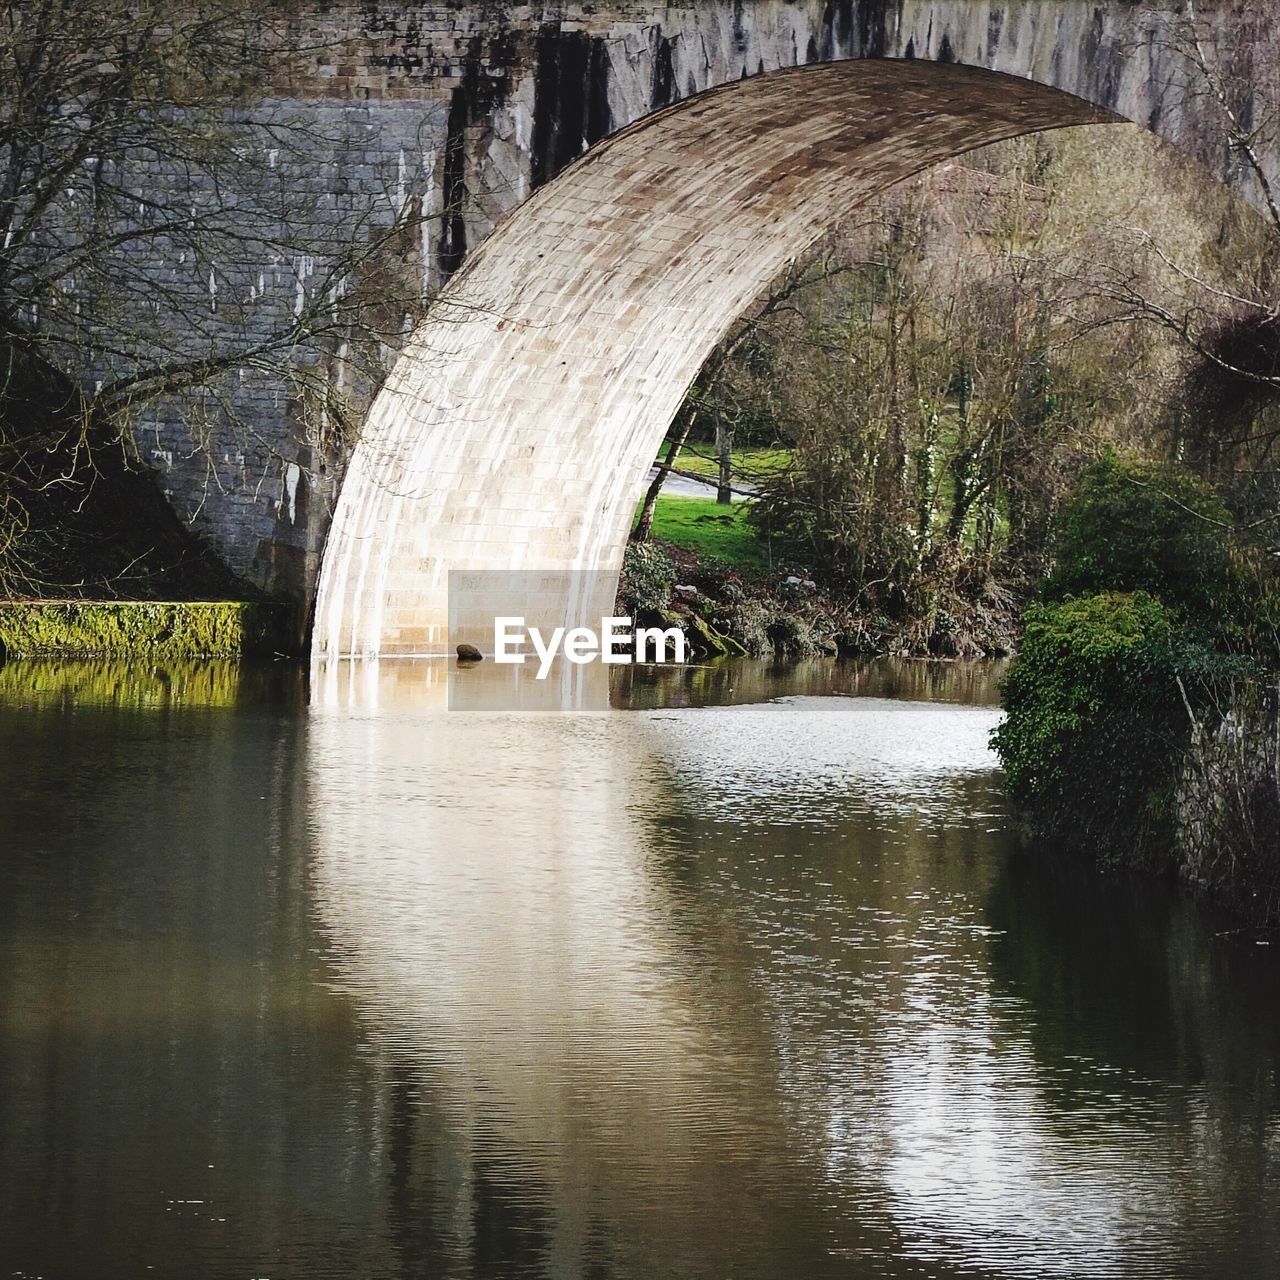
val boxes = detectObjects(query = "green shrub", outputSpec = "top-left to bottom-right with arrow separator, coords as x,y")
993,592 -> 1248,862
618,543 -> 676,614
765,612 -> 818,657
1047,454 -> 1232,620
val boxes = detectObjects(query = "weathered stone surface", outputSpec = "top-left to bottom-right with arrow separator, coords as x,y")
314,58 -> 1112,656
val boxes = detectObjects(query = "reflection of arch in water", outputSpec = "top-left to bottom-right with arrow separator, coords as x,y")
307,692 -> 844,1275
307,671 -> 1246,1275
314,59 -> 1125,658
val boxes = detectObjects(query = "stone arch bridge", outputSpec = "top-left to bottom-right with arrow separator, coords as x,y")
146,3 -> 1280,651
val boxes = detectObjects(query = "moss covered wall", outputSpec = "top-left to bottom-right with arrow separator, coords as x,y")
0,601 -> 300,660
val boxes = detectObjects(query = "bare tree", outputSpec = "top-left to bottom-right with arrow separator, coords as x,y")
1082,9 -> 1280,411
0,0 -> 441,593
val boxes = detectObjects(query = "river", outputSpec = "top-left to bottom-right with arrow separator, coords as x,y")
1,658 -> 1278,1278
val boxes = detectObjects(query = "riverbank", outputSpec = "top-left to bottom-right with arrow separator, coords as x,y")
992,458 -> 1280,932
619,535 -> 1022,662
0,599 -> 301,660
1175,681 -> 1280,928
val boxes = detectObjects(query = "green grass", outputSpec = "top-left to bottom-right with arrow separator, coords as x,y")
659,445 -> 792,482
634,495 -> 772,569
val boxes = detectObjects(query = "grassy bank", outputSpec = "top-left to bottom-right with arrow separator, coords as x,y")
635,495 -> 773,569
631,488 -> 1019,658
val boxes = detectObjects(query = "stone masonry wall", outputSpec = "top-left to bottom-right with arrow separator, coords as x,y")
1176,683 -> 1280,925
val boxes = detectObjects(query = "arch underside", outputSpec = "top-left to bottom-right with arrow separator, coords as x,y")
314,60 -> 1112,660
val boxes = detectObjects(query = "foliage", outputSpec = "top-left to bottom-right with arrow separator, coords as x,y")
617,542 -> 676,614
670,119 -> 1276,632
992,592 -> 1250,862
1044,454 -> 1280,664
716,139 -> 1172,610
1188,306 -> 1280,422
747,434 -> 920,605
1046,454 -> 1233,619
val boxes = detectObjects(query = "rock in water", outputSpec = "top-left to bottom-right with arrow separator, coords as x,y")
456,643 -> 483,662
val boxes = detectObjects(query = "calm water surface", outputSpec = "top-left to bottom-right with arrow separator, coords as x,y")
1,657 -> 1278,1279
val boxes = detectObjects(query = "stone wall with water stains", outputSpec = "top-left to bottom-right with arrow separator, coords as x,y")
1175,683 -> 1280,926
119,1 -> 1280,605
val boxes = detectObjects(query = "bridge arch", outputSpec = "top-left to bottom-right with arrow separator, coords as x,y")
310,53 -> 1207,657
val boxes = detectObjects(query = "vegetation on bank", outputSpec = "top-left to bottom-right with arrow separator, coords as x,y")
992,456 -> 1279,924
632,123 -> 1280,662
0,600 -> 299,660
624,116 -> 1280,923
994,590 -> 1245,861
617,519 -> 1018,663
619,539 -> 820,660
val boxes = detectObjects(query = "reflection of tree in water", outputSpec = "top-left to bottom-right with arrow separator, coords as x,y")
984,842 -> 1280,1272
383,1064 -> 560,1280
986,843 -> 1280,1089
612,656 -> 1006,711
0,679 -> 390,1275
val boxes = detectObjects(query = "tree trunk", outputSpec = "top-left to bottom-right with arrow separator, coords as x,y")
944,363 -> 977,550
632,411 -> 694,543
715,411 -> 734,505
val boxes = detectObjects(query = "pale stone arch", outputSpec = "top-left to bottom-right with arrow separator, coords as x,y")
312,58 -> 1134,657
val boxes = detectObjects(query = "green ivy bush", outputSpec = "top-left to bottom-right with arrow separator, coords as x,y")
618,543 -> 676,614
993,591 -> 1249,863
